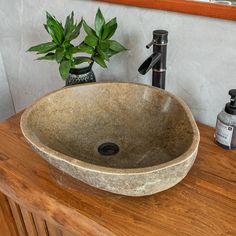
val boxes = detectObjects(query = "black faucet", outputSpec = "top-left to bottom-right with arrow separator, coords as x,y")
138,30 -> 168,89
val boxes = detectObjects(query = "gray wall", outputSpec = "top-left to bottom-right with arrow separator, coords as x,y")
0,0 -> 236,126
0,53 -> 15,121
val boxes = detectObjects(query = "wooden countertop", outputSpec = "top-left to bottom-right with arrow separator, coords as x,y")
0,113 -> 235,236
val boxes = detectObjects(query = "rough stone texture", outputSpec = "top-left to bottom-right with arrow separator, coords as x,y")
20,82 -> 200,196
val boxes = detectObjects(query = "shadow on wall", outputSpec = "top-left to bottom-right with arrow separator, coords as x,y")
0,53 -> 15,121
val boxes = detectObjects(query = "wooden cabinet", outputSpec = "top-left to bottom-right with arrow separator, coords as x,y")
0,113 -> 236,236
0,192 -> 76,236
0,192 -> 18,236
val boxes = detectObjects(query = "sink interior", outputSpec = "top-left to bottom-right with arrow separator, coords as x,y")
26,83 -> 194,169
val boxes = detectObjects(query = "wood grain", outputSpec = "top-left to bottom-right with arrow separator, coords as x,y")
0,192 -> 18,236
8,198 -> 27,236
97,0 -> 236,21
20,208 -> 38,236
1,194 -> 77,236
32,213 -> 49,236
0,113 -> 235,235
46,222 -> 63,236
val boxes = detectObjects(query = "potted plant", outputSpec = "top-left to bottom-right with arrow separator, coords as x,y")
28,9 -> 127,86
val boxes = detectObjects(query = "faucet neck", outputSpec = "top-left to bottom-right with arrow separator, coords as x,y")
140,30 -> 168,90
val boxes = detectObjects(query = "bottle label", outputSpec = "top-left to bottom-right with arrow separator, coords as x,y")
215,120 -> 234,147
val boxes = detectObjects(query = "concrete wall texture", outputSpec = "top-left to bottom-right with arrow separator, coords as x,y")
0,0 -> 236,126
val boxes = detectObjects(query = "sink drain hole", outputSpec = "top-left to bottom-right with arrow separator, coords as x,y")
98,143 -> 119,156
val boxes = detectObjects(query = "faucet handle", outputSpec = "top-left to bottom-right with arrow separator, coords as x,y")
146,40 -> 155,49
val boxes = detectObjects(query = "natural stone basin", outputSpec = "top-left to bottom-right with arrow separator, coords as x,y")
21,82 -> 200,196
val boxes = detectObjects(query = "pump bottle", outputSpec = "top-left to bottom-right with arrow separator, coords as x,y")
215,89 -> 236,149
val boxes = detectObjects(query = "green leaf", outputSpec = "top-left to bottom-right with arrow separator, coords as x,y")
36,53 -> 56,60
28,42 -> 56,53
67,46 -> 80,54
62,41 -> 72,49
83,20 -> 96,36
102,18 -> 117,40
95,8 -> 105,38
93,56 -> 107,68
43,24 -> 49,33
65,18 -> 83,41
78,43 -> 94,54
106,49 -> 119,58
46,12 -> 64,44
64,11 -> 74,38
97,46 -> 109,61
64,45 -> 75,59
64,46 -> 79,60
109,40 -> 127,52
99,40 -> 110,51
65,53 -> 72,60
74,57 -> 93,65
69,18 -> 83,40
55,47 -> 64,63
59,60 -> 71,80
84,35 -> 98,47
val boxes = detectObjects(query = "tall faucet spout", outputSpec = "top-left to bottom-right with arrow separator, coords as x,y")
138,53 -> 161,75
138,30 -> 168,90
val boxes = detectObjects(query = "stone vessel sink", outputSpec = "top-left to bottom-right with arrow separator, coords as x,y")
21,82 -> 200,196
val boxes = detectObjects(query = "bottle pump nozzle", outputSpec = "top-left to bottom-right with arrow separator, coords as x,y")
229,89 -> 236,107
225,89 -> 236,115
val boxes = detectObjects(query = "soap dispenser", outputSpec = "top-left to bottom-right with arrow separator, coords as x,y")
215,89 -> 236,149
